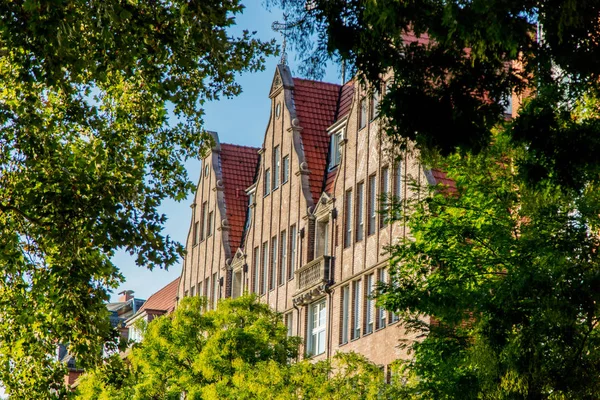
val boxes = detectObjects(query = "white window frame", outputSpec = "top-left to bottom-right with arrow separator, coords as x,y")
273,145 -> 280,189
341,285 -> 350,344
282,155 -> 290,184
289,225 -> 297,280
329,130 -> 342,169
280,230 -> 287,285
364,274 -> 374,335
308,299 -> 327,356
352,280 -> 361,339
355,181 -> 364,242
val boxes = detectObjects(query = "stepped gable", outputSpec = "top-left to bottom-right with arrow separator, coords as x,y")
138,277 -> 180,314
292,78 -> 342,204
219,143 -> 260,249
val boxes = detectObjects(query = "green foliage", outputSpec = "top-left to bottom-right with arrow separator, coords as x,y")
272,0 -> 600,190
378,135 -> 600,398
75,295 -> 393,400
0,1 -> 274,397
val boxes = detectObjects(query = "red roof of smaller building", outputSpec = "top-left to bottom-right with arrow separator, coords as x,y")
293,78 -> 342,204
219,143 -> 260,249
138,277 -> 180,315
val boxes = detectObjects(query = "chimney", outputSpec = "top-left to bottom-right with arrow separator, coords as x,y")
118,290 -> 134,303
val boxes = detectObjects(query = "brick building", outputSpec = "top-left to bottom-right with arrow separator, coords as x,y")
178,64 -> 442,372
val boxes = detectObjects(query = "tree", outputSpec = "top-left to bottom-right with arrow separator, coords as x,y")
0,1 -> 274,397
76,295 -> 393,400
377,134 -> 600,398
271,0 -> 600,189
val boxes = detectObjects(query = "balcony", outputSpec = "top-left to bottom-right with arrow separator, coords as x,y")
293,256 -> 332,305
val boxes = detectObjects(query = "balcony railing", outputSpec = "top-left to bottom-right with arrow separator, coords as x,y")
295,255 -> 332,293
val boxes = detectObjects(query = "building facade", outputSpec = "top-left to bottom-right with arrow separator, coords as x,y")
178,64 -> 440,373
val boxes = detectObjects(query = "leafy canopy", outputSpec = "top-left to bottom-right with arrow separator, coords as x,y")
379,134 -> 600,398
76,295 -> 394,400
0,1 -> 274,397
271,0 -> 600,189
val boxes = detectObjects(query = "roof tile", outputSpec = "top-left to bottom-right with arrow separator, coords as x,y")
219,144 -> 260,249
138,277 -> 180,315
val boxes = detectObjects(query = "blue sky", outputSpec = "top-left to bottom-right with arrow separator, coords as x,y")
110,2 -> 340,302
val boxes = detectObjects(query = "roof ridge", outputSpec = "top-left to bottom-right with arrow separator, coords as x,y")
293,77 -> 342,88
221,143 -> 260,151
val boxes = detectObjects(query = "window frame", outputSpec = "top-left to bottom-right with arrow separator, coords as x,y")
355,181 -> 364,242
308,299 -> 327,356
264,168 -> 271,196
273,145 -> 280,189
282,155 -> 290,184
359,97 -> 367,130
344,189 -> 353,248
289,225 -> 297,280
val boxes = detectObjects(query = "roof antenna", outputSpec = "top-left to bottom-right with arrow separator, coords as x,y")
272,13 -> 292,65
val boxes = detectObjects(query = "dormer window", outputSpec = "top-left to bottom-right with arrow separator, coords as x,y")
329,131 -> 342,170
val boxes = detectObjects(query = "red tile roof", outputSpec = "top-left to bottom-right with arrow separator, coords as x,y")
293,78 -> 342,204
324,169 -> 337,194
219,143 -> 260,249
138,277 -> 180,315
337,81 -> 355,119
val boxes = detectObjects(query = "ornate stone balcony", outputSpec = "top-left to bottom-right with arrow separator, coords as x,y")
293,255 -> 332,305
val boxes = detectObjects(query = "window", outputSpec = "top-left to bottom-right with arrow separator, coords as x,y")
261,242 -> 269,295
212,272 -> 218,310
270,236 -> 277,291
193,221 -> 199,245
309,299 -> 327,356
190,286 -> 195,297
359,97 -> 367,130
279,230 -> 287,285
380,166 -> 389,228
200,201 -> 207,241
344,189 -> 353,248
273,145 -> 280,189
246,192 -> 254,229
368,174 -> 377,235
198,281 -> 203,297
370,87 -> 380,120
289,225 -> 297,280
204,278 -> 210,305
364,274 -> 374,335
253,246 -> 260,293
393,161 -> 402,219
207,211 -> 213,237
329,131 -> 342,169
340,285 -> 350,344
355,182 -> 364,242
232,268 -> 242,299
264,168 -> 271,195
315,219 -> 330,257
377,269 -> 387,329
389,271 -> 400,323
282,155 -> 290,184
352,280 -> 361,339
285,312 -> 293,337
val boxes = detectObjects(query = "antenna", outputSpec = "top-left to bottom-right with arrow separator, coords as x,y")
272,13 -> 304,66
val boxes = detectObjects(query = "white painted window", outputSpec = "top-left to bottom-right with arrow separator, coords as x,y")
341,285 -> 350,344
270,236 -> 277,290
282,155 -> 290,183
315,219 -> 329,257
273,145 -> 280,188
377,269 -> 387,329
261,242 -> 269,294
329,131 -> 342,169
309,299 -> 327,356
344,189 -> 353,247
380,166 -> 389,228
352,280 -> 361,339
289,225 -> 297,280
285,312 -> 293,337
364,274 -> 374,334
368,174 -> 377,235
356,182 -> 364,242
359,97 -> 367,130
253,246 -> 260,293
280,230 -> 287,285
212,272 -> 218,310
